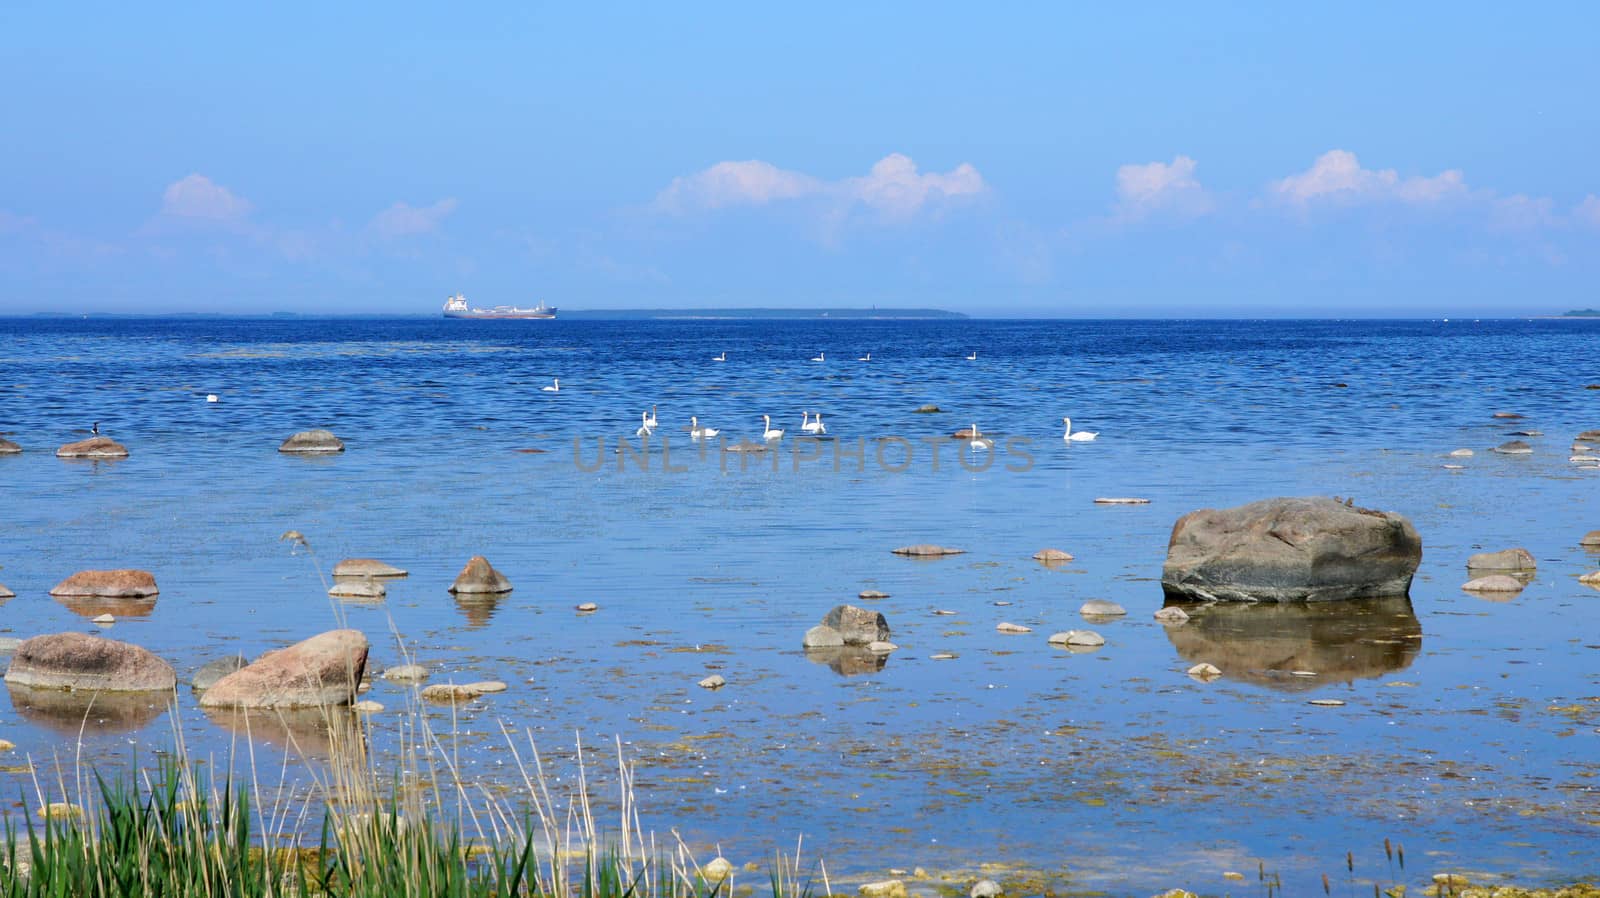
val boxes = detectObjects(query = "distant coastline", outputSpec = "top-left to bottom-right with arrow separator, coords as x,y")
1560,308 -> 1599,317
21,307 -> 969,321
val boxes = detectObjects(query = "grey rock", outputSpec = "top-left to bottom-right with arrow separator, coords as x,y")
1466,548 -> 1536,571
0,437 -> 21,454
1491,440 -> 1533,454
1048,630 -> 1104,647
278,429 -> 344,453
449,556 -> 512,594
4,632 -> 176,692
970,880 -> 1003,898
192,655 -> 249,691
1462,575 -> 1525,593
329,578 -> 385,599
1161,496 -> 1421,602
332,558 -> 407,578
382,663 -> 430,683
891,544 -> 965,557
1153,606 -> 1190,623
913,404 -> 942,414
1079,599 -> 1127,617
821,604 -> 890,645
697,674 -> 726,689
802,625 -> 845,648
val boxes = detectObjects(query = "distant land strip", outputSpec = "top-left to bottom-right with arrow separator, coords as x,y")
24,308 -> 968,321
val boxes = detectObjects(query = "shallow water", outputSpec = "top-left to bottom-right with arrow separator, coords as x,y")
1,317 -> 1598,894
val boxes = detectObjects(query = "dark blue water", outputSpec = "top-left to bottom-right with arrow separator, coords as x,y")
1,317 -> 1598,894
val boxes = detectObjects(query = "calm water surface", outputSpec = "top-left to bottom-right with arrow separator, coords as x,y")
1,317 -> 1598,893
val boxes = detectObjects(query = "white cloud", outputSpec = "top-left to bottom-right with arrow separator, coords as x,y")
654,160 -> 820,212
160,174 -> 253,222
1489,194 -> 1557,232
1575,195 -> 1600,228
1270,150 -> 1466,207
370,198 -> 458,239
840,153 -> 987,219
653,154 -> 986,221
1114,155 -> 1212,221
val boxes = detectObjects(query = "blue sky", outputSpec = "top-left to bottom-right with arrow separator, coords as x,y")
3,2 -> 1598,316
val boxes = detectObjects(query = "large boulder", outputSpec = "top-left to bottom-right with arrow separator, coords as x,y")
55,436 -> 128,458
49,569 -> 159,598
199,629 -> 368,709
448,556 -> 512,594
3,632 -> 176,691
1161,497 -> 1422,602
278,430 -> 345,453
1466,548 -> 1536,571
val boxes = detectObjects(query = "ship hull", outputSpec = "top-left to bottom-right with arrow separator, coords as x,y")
443,310 -> 556,319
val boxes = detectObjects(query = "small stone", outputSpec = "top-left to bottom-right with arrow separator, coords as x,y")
0,437 -> 21,454
1442,464 -> 1465,470
1583,531 -> 1600,548
1153,606 -> 1190,623
329,578 -> 385,599
996,622 -> 1031,633
1223,872 -> 1245,882
1491,440 -> 1533,454
332,558 -> 407,578
278,429 -> 344,453
1491,412 -> 1523,419
992,600 -> 1012,606
1094,497 -> 1150,504
383,664 -> 430,682
36,802 -> 84,821
0,739 -> 15,751
698,674 -> 726,689
449,556 -> 512,594
858,590 -> 890,600
465,680 -> 507,693
1578,570 -> 1600,586
0,583 -> 12,599
931,653 -> 957,660
913,404 -> 942,413
576,602 -> 599,612
867,641 -> 898,653
859,880 -> 907,898
353,700 -> 384,713
1508,430 -> 1542,437
891,544 -> 965,557
1431,874 -> 1470,889
1447,448 -> 1473,457
91,613 -> 115,625
802,625 -> 846,648
1466,548 -> 1536,571
55,436 -> 128,458
703,857 -> 734,881
933,609 -> 958,615
970,879 -> 1003,898
1079,599 -> 1126,618
1187,662 -> 1222,682
1462,575 -> 1525,593
1308,699 -> 1346,706
420,682 -> 503,702
1033,548 -> 1074,562
1048,630 -> 1104,647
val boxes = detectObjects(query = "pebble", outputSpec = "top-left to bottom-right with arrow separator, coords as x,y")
575,602 -> 599,612
353,700 -> 384,713
1461,575 -> 1526,593
1079,599 -> 1127,618
1223,872 -> 1245,882
1442,464 -> 1465,470
697,674 -> 726,689
930,653 -> 957,660
1048,630 -> 1104,647
933,609 -> 958,615
36,802 -> 84,821
858,590 -> 890,600
1153,606 -> 1190,623
859,881 -> 907,898
1308,699 -> 1346,706
992,600 -> 1012,607
420,681 -> 505,702
467,680 -> 507,693
1581,530 -> 1600,548
913,404 -> 942,413
328,578 -> 385,600
1491,440 -> 1533,454
1447,448 -> 1474,457
1290,670 -> 1318,678
382,664 -> 430,683
1032,548 -> 1074,562
891,544 -> 965,557
995,622 -> 1032,633
1187,662 -> 1222,682
1579,570 -> 1600,586
0,739 -> 14,751
1094,497 -> 1150,504
970,879 -> 1003,898
867,641 -> 898,654
704,857 -> 734,881
91,613 -> 115,625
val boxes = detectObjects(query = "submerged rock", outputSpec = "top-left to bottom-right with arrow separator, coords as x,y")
859,881 -> 907,898
448,555 -> 512,594
382,663 -> 429,683
332,558 -> 407,578
1187,662 -> 1223,682
1153,606 -> 1190,624
1581,530 -> 1600,548
50,569 -> 159,599
1033,548 -> 1074,562
192,655 -> 249,691
996,622 -> 1032,633
420,681 -> 505,702
1079,599 -> 1127,618
858,589 -> 890,600
328,578 -> 385,599
1466,548 -> 1536,571
1462,575 -> 1526,593
0,437 -> 21,454
278,429 -> 344,453
55,436 -> 128,458
913,404 -> 942,413
1048,630 -> 1104,647
1491,440 -> 1533,454
199,629 -> 368,709
4,632 -> 176,692
1161,496 -> 1421,602
891,544 -> 965,557
1448,448 -> 1474,457
697,674 -> 726,689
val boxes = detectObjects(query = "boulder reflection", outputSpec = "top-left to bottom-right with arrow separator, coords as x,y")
803,647 -> 889,676
453,593 -> 506,628
1161,595 -> 1421,690
6,683 -> 173,735
202,706 -> 366,759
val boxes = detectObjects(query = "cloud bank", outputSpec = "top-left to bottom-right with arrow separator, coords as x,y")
655,153 -> 987,221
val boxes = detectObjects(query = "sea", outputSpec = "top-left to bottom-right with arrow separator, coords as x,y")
1,315 -> 1597,894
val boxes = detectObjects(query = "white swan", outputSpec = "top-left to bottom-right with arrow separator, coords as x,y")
541,378 -> 560,392
858,352 -> 871,361
636,411 -> 654,438
968,423 -> 992,451
966,351 -> 978,361
802,412 -> 826,434
811,351 -> 825,362
690,416 -> 719,439
713,351 -> 727,362
1062,417 -> 1097,442
762,414 -> 785,441
205,394 -> 219,403
644,405 -> 659,429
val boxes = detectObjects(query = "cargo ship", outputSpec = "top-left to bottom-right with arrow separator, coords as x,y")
442,293 -> 557,319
